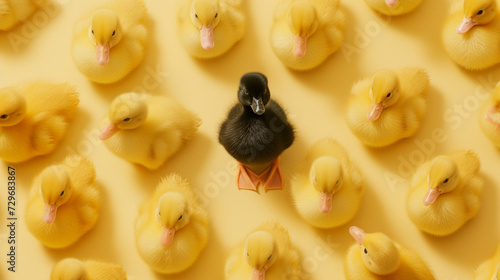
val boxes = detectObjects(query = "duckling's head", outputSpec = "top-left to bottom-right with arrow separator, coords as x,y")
98,93 -> 148,140
368,70 -> 400,121
156,192 -> 190,248
310,156 -> 343,214
244,231 -> 277,280
424,155 -> 459,206
458,0 -> 497,33
0,87 -> 27,127
38,166 -> 73,224
51,258 -> 88,280
89,9 -> 122,66
349,226 -> 401,275
288,0 -> 318,58
191,0 -> 220,50
238,72 -> 271,116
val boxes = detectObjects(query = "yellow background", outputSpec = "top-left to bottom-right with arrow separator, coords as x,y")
0,0 -> 499,279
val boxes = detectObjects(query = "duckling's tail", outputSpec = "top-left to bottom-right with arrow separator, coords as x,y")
64,155 -> 96,187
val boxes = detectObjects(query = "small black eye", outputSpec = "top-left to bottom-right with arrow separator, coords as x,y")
215,13 -> 218,18
386,92 -> 392,98
268,255 -> 272,260
60,191 -> 65,196
158,212 -> 161,217
178,215 -> 183,220
112,30 -> 116,36
247,253 -> 249,257
0,115 -> 7,119
91,30 -> 94,34
477,10 -> 484,15
444,178 -> 449,183
123,118 -> 131,122
364,248 -> 368,254
195,14 -> 198,19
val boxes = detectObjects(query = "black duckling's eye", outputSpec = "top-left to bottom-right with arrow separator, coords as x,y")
364,248 -> 368,254
386,92 -> 392,98
444,178 -> 449,183
178,215 -> 183,221
123,118 -> 131,122
215,13 -> 218,18
195,14 -> 198,19
60,191 -> 65,196
158,212 -> 161,217
477,10 -> 484,15
112,30 -> 116,36
91,30 -> 94,35
268,255 -> 272,261
0,114 -> 8,119
247,253 -> 250,257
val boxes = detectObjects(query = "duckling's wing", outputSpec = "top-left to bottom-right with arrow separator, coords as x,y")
25,82 -> 79,123
398,67 -> 429,103
452,150 -> 480,180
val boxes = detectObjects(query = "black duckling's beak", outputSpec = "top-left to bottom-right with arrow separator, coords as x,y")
251,97 -> 265,115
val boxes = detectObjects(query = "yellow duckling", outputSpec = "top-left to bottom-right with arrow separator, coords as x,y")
51,258 -> 127,280
98,92 -> 201,170
72,0 -> 148,84
0,81 -> 79,163
177,0 -> 245,59
270,0 -> 345,71
345,226 -> 435,280
406,150 -> 483,236
225,221 -> 302,280
290,138 -> 364,228
363,0 -> 424,16
480,82 -> 500,148
475,246 -> 500,280
135,174 -> 208,274
443,0 -> 500,71
0,0 -> 48,31
25,155 -> 101,249
346,67 -> 429,147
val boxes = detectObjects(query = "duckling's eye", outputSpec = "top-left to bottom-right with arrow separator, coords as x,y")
477,10 -> 484,15
267,255 -> 272,260
60,191 -> 65,196
0,114 -> 8,119
444,178 -> 449,183
123,118 -> 131,122
112,30 -> 116,36
215,13 -> 218,18
195,14 -> 198,19
386,92 -> 392,98
336,180 -> 339,185
364,248 -> 368,254
178,215 -> 183,221
91,30 -> 94,35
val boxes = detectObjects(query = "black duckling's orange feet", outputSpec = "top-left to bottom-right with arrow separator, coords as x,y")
236,158 -> 283,192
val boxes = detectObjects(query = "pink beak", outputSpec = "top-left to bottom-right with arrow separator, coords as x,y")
293,35 -> 307,58
457,18 -> 476,34
349,226 -> 365,245
96,43 -> 110,66
251,268 -> 266,280
485,106 -> 500,125
367,103 -> 384,121
319,192 -> 333,214
160,227 -> 176,248
43,203 -> 58,224
423,188 -> 440,206
98,123 -> 119,140
200,25 -> 214,50
385,0 -> 398,7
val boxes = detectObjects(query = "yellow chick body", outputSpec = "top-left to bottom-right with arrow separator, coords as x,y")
0,0 -> 48,31
135,174 -> 208,274
475,246 -> 500,280
479,82 -> 500,148
270,0 -> 345,71
290,138 -> 364,228
25,155 -> 101,249
344,226 -> 435,280
71,0 -> 148,84
363,0 -> 424,16
0,82 -> 79,163
442,0 -> 500,71
98,92 -> 201,170
177,0 -> 245,59
406,150 -> 483,236
51,258 -> 127,280
225,221 -> 302,280
346,67 -> 429,147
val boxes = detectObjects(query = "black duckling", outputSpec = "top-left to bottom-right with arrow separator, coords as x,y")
219,72 -> 295,192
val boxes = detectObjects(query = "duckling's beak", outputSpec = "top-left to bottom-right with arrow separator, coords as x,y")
349,226 -> 365,245
160,227 -> 176,248
96,43 -> 110,66
251,97 -> 265,115
293,35 -> 307,58
457,17 -> 475,34
200,25 -> 214,50
99,123 -> 119,140
367,102 -> 384,121
251,268 -> 266,280
423,187 -> 440,206
485,106 -> 500,125
319,192 -> 333,214
43,203 -> 58,224
385,0 -> 398,7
